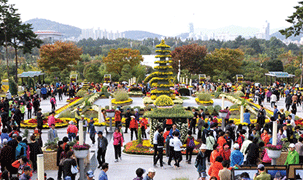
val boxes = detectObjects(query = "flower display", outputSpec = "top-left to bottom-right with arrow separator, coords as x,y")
155,49 -> 171,53
155,55 -> 172,58
66,97 -> 80,103
151,83 -> 174,88
151,89 -> 174,94
154,95 -> 174,107
154,60 -> 172,64
21,118 -> 69,129
155,40 -> 171,48
73,144 -> 91,150
265,144 -> 282,150
149,77 -> 174,84
55,97 -> 83,114
154,65 -> 173,69
143,72 -> 173,84
195,98 -> 214,105
111,98 -> 133,105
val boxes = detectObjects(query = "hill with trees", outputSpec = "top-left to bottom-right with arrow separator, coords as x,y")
122,30 -> 162,40
24,18 -> 82,39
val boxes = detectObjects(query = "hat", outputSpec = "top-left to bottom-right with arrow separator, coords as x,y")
97,131 -> 103,135
131,115 -> 135,118
289,143 -> 295,148
69,121 -> 74,125
233,143 -> 240,149
90,117 -> 94,120
147,168 -> 156,173
135,108 -> 138,111
224,144 -> 229,148
86,170 -> 94,178
257,164 -> 264,169
201,172 -> 207,178
24,166 -> 31,171
77,106 -> 80,109
200,144 -> 207,150
116,108 -> 119,111
3,139 -> 8,145
65,177 -> 72,180
127,108 -> 130,110
20,102 -> 23,105
81,115 -> 85,118
12,134 -> 17,137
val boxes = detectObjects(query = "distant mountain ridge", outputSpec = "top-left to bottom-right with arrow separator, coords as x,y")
122,30 -> 163,40
24,18 -> 81,38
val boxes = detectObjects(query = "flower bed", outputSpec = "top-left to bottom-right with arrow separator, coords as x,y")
66,97 -> 81,103
128,91 -> 143,97
55,97 -> 84,114
195,98 -> 214,105
123,140 -> 200,155
111,98 -> 133,105
21,118 -> 69,129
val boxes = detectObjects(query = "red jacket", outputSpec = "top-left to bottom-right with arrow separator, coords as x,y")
129,119 -> 138,129
220,149 -> 231,161
208,161 -> 223,180
12,160 -> 32,177
217,136 -> 227,151
210,150 -> 221,164
115,111 -> 121,122
140,118 -> 148,129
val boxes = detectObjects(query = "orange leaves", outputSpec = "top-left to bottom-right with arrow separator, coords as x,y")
38,41 -> 82,73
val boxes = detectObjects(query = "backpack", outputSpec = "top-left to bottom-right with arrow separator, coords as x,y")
188,138 -> 195,148
51,98 -> 54,104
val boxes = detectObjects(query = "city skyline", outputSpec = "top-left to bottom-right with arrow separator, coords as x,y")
9,0 -> 300,36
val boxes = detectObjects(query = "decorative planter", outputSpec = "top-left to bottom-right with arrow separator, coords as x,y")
74,149 -> 89,158
267,149 -> 282,159
106,112 -> 115,118
219,112 -> 228,119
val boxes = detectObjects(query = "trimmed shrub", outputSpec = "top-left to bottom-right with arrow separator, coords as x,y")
154,95 -> 174,106
197,93 -> 211,101
234,91 -> 245,98
207,106 -> 214,115
75,89 -> 87,97
9,78 -> 18,95
198,105 -> 206,111
214,105 -> 221,113
114,90 -> 129,101
178,88 -> 190,96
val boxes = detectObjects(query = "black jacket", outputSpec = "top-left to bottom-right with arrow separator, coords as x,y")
29,141 -> 42,161
97,136 -> 108,152
57,147 -> 64,166
63,158 -> 77,177
157,133 -> 164,148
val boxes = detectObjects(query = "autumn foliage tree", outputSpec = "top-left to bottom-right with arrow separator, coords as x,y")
170,44 -> 207,74
103,48 -> 143,76
38,41 -> 82,73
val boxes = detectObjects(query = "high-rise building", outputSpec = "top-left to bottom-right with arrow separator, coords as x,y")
256,21 -> 270,40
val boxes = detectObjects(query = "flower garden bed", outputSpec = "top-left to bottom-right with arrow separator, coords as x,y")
111,98 -> 133,106
195,98 -> 214,105
66,97 -> 81,103
56,97 -> 84,114
123,140 -> 200,155
21,118 -> 69,129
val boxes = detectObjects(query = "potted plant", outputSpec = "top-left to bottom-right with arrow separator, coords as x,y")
106,109 -> 115,118
219,109 -> 228,119
73,144 -> 90,158
266,144 -> 282,159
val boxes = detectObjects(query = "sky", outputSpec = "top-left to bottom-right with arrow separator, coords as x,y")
8,0 -> 301,36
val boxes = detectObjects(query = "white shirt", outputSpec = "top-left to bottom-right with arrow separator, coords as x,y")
153,131 -> 159,144
169,137 -> 174,147
291,119 -> 296,128
173,137 -> 182,151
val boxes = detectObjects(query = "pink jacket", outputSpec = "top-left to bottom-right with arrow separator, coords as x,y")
113,132 -> 123,146
48,116 -> 55,126
50,97 -> 56,105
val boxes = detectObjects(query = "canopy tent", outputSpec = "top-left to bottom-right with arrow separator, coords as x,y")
18,71 -> 45,85
264,72 -> 295,85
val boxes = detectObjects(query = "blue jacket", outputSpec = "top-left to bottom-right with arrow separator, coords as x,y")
230,150 -> 244,167
15,142 -> 27,159
41,87 -> 47,95
88,121 -> 96,134
99,171 -> 108,180
273,108 -> 278,120
1,133 -> 9,143
243,112 -> 250,124
169,129 -> 180,138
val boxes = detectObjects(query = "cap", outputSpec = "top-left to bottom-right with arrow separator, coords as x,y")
224,144 -> 229,148
12,134 -> 17,137
116,108 -> 119,110
86,170 -> 94,178
257,164 -> 264,169
289,143 -> 295,148
200,144 -> 207,150
81,115 -> 85,118
127,108 -> 130,110
77,106 -> 80,109
24,166 -> 31,171
90,117 -> 94,120
233,143 -> 239,149
20,102 -> 23,105
69,121 -> 74,125
135,108 -> 138,111
131,115 -> 135,118
97,131 -> 103,135
65,176 -> 72,180
147,168 -> 156,173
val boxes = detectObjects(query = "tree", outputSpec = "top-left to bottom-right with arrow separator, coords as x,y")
171,44 -> 207,74
38,41 -> 82,73
103,48 -> 143,76
119,64 -> 132,81
263,59 -> 284,71
206,48 -> 244,80
280,1 -> 303,38
83,61 -> 102,83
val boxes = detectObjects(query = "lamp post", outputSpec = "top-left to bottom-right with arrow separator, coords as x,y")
300,62 -> 303,87
177,60 -> 181,83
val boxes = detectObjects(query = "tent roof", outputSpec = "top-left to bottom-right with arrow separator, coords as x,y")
18,71 -> 44,78
265,71 -> 295,78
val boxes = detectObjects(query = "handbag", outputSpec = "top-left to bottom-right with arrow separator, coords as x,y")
71,165 -> 78,174
59,158 -> 66,166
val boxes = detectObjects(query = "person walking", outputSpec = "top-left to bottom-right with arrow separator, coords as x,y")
36,108 -> 44,131
208,156 -> 223,180
48,111 -> 55,127
62,151 -> 77,180
113,128 -> 123,162
195,144 -> 207,178
98,163 -> 109,180
129,116 -> 138,141
28,135 -> 42,173
295,137 -> 303,164
88,117 -> 96,145
0,139 -> 14,174
47,124 -> 58,143
154,128 -> 164,168
97,131 -> 108,168
57,141 -> 64,180
189,108 -> 198,134
173,131 -> 182,168
140,117 -> 148,139
185,130 -> 195,164
243,109 -> 251,124
50,96 -> 56,112
124,108 -> 131,133
230,143 -> 244,167
114,108 -> 121,128
26,100 -> 33,119
218,161 -> 231,180
205,131 -> 215,163
245,138 -> 260,165
67,121 -> 78,141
